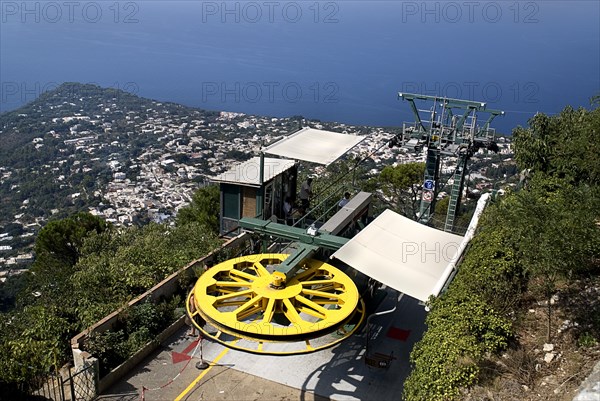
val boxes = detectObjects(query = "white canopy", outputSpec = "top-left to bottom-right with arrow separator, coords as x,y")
332,209 -> 464,303
211,157 -> 296,187
263,127 -> 365,166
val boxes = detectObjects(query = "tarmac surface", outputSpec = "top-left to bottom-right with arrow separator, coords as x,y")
98,289 -> 427,401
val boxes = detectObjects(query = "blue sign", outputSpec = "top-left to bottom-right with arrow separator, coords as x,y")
423,179 -> 434,190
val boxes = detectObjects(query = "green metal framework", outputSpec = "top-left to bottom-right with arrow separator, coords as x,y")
397,93 -> 504,232
239,217 -> 349,280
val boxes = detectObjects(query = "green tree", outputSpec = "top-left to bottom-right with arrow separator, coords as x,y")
1,217 -> 221,393
72,221 -> 220,327
25,213 -> 109,308
176,185 -> 220,233
378,162 -> 425,219
513,105 -> 600,185
513,113 -> 553,175
510,104 -> 600,340
500,177 -> 600,341
33,212 -> 108,267
0,306 -> 71,386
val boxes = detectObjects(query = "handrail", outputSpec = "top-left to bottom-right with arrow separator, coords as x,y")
293,184 -> 346,228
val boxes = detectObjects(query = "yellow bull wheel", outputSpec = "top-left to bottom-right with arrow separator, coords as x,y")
189,254 -> 365,354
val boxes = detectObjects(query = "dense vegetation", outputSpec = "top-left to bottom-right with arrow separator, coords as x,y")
403,102 -> 600,400
0,187 -> 221,394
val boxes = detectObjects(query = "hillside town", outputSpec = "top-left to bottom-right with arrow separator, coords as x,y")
0,85 -> 514,272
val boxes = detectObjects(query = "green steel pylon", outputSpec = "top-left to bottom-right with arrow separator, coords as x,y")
395,93 -> 504,232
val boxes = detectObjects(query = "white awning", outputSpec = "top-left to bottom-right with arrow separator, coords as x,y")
332,209 -> 464,303
211,157 -> 296,187
262,127 -> 365,166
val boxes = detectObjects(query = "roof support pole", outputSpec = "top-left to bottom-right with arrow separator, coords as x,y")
256,152 -> 265,219
259,151 -> 264,185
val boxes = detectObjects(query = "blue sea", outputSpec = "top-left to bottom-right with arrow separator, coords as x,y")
1,1 -> 599,134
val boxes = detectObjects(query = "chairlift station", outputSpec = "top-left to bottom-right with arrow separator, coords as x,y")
187,93 -> 504,359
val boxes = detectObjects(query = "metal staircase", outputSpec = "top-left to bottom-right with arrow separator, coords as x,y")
444,154 -> 468,232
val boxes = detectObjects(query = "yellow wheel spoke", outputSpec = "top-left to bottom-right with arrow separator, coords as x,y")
292,263 -> 321,277
228,276 -> 253,284
237,303 -> 264,321
301,279 -> 335,286
262,298 -> 276,324
297,306 -> 325,319
233,295 -> 264,319
216,300 -> 252,307
295,295 -> 328,318
253,261 -> 271,277
282,298 -> 303,325
215,289 -> 253,301
311,299 -> 340,305
302,288 -> 341,299
215,281 -> 252,288
213,289 -> 238,295
294,268 -> 317,282
229,268 -> 259,281
308,284 -> 337,293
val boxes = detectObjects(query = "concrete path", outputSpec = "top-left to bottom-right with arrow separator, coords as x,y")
98,290 -> 427,401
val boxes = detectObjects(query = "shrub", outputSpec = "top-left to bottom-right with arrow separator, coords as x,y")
404,293 -> 512,401
403,203 -> 520,401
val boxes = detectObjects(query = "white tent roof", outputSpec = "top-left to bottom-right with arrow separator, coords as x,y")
262,127 -> 365,166
211,157 -> 296,187
332,209 -> 464,303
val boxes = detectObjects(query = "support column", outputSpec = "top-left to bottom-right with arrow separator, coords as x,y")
256,152 -> 265,219
419,147 -> 440,223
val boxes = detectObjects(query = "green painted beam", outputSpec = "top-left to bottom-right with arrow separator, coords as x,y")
239,217 -> 349,279
239,218 -> 348,250
481,110 -> 504,131
455,106 -> 477,132
398,93 -> 427,131
277,243 -> 319,278
399,92 -> 487,110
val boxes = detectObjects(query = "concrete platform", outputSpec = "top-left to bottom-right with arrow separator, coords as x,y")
98,289 -> 426,401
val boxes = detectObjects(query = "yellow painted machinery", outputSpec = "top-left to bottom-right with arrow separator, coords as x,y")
186,253 -> 366,355
186,189 -> 372,355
